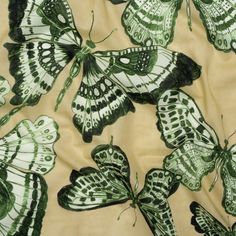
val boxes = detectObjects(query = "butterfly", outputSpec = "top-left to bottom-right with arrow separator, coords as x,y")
0,115 -> 59,235
3,0 -> 201,143
0,76 -> 10,107
156,88 -> 236,216
109,0 -> 236,53
190,201 -> 236,235
57,138 -> 180,236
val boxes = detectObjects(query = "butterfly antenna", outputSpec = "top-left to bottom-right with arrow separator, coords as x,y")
227,129 -> 236,142
117,205 -> 131,221
132,208 -> 137,227
93,28 -> 117,44
88,10 -> 95,41
0,105 -> 25,127
186,0 -> 192,31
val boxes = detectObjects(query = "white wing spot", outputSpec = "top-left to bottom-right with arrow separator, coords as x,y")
58,14 -> 66,24
119,57 -> 130,64
42,43 -> 51,49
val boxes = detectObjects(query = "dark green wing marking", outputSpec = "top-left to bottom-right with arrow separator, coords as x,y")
190,201 -> 230,235
121,0 -> 183,47
192,0 -> 236,53
138,169 -> 179,236
0,76 -> 10,107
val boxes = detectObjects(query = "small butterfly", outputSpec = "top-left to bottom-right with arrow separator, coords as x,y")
0,76 -> 10,107
109,0 -> 236,53
190,201 -> 236,235
156,89 -> 236,216
0,115 -> 59,235
57,138 -> 180,236
3,0 -> 201,142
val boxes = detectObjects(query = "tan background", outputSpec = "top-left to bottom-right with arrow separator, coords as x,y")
0,0 -> 236,235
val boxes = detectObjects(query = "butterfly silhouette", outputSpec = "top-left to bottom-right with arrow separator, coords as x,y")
156,89 -> 236,216
190,201 -> 236,235
57,138 -> 180,236
110,0 -> 236,53
4,0 -> 201,142
0,116 -> 59,235
0,76 -> 10,107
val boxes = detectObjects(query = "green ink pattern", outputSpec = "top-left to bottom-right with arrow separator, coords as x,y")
57,138 -> 179,236
0,76 -> 10,107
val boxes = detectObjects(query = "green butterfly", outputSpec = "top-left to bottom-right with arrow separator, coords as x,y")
156,89 -> 236,216
0,116 -> 59,235
0,76 -> 10,107
57,138 -> 180,236
3,0 -> 200,142
190,201 -> 236,235
110,0 -> 236,53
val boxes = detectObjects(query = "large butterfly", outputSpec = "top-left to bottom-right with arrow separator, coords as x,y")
156,89 -> 236,216
4,0 -> 201,143
0,116 -> 59,235
57,139 -> 180,236
0,76 -> 10,107
190,201 -> 236,235
109,0 -> 236,53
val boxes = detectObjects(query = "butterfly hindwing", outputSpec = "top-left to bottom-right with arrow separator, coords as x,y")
57,141 -> 132,211
0,163 -> 47,236
137,169 -> 179,236
190,201 -> 229,235
121,0 -> 183,47
0,116 -> 59,175
192,0 -> 236,52
0,76 -> 10,107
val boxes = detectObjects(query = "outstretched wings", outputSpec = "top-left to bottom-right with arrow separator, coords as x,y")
137,169 -> 179,236
156,89 -> 220,190
57,140 -> 132,211
190,201 -> 229,235
193,0 -> 236,52
0,76 -> 10,107
120,0 -> 182,47
73,46 -> 201,142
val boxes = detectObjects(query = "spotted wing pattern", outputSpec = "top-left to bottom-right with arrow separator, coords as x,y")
121,0 -> 182,46
57,141 -> 132,211
193,0 -> 236,52
137,169 -> 179,236
190,201 -> 229,235
0,76 -> 10,107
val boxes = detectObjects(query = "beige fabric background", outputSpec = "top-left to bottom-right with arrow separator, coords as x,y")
0,0 -> 236,235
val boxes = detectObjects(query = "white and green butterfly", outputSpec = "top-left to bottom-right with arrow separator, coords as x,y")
190,201 -> 236,235
57,138 -> 180,236
3,0 -> 201,143
0,116 -> 59,235
0,76 -> 10,107
110,0 -> 236,53
156,89 -> 236,216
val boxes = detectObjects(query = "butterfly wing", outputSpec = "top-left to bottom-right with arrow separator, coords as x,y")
137,169 -> 179,236
0,163 -> 47,236
110,0 -> 128,4
0,76 -> 10,107
57,141 -> 132,211
192,0 -> 236,52
190,201 -> 228,235
121,0 -> 183,46
157,89 -> 220,190
0,116 -> 59,175
221,144 -> 236,216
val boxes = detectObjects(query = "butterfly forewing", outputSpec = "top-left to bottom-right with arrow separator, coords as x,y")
94,46 -> 201,104
0,76 -> 10,107
190,201 -> 229,235
121,0 -> 183,47
157,89 -> 219,149
0,116 -> 59,175
192,0 -> 236,52
9,0 -> 82,45
137,169 -> 179,236
0,163 -> 47,236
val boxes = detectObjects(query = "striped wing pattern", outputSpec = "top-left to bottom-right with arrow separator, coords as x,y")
0,76 -> 10,107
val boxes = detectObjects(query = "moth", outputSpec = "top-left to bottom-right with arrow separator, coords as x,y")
109,0 -> 236,53
190,201 -> 236,235
0,76 -> 10,107
4,0 -> 201,142
156,89 -> 236,216
57,138 -> 180,236
0,116 -> 59,235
